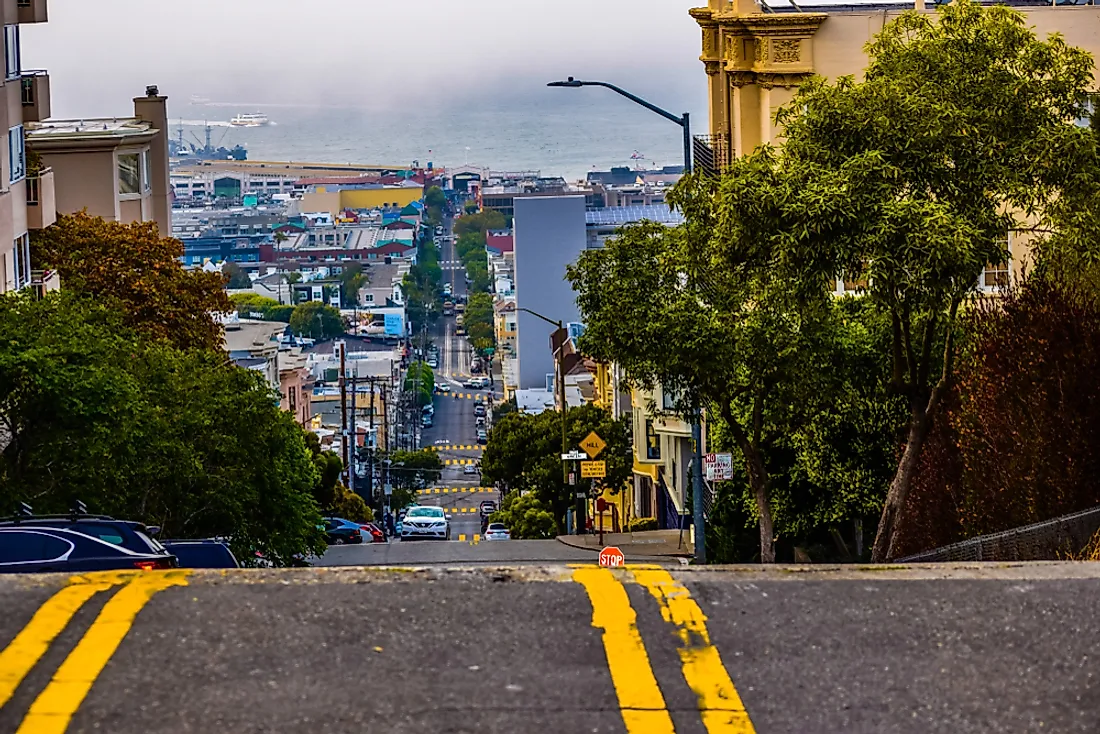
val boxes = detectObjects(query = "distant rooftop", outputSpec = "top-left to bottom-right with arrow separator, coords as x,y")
764,0 -> 1072,11
586,205 -> 685,227
27,118 -> 155,140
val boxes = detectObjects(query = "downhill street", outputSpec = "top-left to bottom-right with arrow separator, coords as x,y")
2,563 -> 1100,733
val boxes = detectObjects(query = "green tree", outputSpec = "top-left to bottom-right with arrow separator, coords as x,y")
290,301 -> 344,339
30,212 -> 231,352
481,404 -> 631,529
464,200 -> 479,215
755,0 -> 1096,560
0,293 -> 326,565
404,363 -> 435,407
231,293 -> 282,319
490,491 -> 556,539
338,263 -> 369,308
222,261 -> 252,289
425,186 -> 447,212
454,210 -> 506,239
389,449 -> 444,509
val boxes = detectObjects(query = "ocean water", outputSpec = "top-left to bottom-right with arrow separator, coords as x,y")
172,90 -> 706,182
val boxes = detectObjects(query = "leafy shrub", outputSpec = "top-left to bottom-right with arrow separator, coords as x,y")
627,517 -> 659,533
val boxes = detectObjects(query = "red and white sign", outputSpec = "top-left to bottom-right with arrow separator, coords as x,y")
599,546 -> 625,568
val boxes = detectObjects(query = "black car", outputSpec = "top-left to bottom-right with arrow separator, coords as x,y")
322,517 -> 363,545
161,539 -> 240,569
0,513 -> 168,558
0,527 -> 178,574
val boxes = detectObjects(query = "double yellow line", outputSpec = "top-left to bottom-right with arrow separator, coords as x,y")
0,570 -> 189,734
572,566 -> 756,734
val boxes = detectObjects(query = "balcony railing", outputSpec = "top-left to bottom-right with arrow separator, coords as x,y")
26,167 -> 46,205
693,133 -> 732,178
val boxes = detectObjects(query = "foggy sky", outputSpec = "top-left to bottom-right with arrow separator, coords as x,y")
23,0 -> 706,118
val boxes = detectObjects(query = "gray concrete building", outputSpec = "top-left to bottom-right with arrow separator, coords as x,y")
511,195 -> 586,390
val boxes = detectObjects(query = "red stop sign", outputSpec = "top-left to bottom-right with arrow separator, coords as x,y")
599,546 -> 625,568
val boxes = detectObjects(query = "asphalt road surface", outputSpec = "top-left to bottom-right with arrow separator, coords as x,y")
3,563 -> 1100,733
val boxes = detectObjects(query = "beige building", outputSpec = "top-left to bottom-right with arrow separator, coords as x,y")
26,86 -> 171,237
691,0 -> 1100,287
0,0 -> 48,294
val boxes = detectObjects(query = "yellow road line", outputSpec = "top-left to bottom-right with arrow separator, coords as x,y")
0,580 -> 116,710
633,569 -> 755,733
458,534 -> 467,541
472,534 -> 480,544
16,571 -> 191,734
572,567 -> 675,734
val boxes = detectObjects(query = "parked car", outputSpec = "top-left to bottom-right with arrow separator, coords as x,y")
463,378 -> 482,389
463,464 -> 479,476
400,506 -> 450,541
427,358 -> 439,369
477,430 -> 488,445
323,517 -> 363,545
359,523 -> 386,543
161,539 -> 239,569
474,404 -> 487,417
484,523 -> 512,541
0,527 -> 178,574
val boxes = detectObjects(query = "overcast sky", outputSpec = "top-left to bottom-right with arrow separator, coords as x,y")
23,0 -> 706,118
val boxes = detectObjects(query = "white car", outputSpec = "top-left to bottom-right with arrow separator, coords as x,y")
434,438 -> 451,446
463,464 -> 478,475
436,383 -> 451,393
400,506 -> 450,541
484,523 -> 511,541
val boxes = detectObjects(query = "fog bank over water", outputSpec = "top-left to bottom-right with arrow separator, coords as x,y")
23,0 -> 705,118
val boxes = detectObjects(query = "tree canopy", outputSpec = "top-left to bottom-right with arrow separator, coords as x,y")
481,404 -> 631,530
30,212 -> 231,352
290,301 -> 345,339
0,293 -> 325,565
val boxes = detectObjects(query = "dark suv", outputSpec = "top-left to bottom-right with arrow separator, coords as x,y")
0,513 -> 168,557
0,527 -> 177,574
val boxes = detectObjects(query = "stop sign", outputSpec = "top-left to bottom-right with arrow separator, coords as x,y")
599,546 -> 625,568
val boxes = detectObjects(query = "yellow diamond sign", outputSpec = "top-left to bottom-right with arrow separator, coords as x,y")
580,431 -> 607,459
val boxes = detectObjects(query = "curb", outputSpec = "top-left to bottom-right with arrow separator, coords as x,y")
554,535 -> 693,559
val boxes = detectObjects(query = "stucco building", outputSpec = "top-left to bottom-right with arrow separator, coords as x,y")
0,0 -> 48,294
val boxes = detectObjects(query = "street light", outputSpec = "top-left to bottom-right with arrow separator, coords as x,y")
548,76 -> 705,563
517,307 -> 581,535
546,77 -> 692,174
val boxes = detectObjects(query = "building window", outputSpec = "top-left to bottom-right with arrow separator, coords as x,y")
981,261 -> 1010,290
8,125 -> 24,184
289,386 -> 298,412
12,233 -> 30,290
645,419 -> 660,460
118,153 -> 141,195
4,25 -> 19,82
142,151 -> 153,192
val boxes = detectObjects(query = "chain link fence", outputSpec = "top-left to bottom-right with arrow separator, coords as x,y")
898,506 -> 1100,562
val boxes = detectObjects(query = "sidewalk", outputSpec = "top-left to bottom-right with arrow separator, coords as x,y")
555,529 -> 694,558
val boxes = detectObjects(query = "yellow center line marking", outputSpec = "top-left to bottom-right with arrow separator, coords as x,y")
632,569 -> 756,733
16,570 -> 191,734
0,581 -> 116,710
572,567 -> 675,734
458,534 -> 467,541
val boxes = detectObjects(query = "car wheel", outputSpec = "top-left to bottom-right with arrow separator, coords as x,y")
333,537 -> 346,546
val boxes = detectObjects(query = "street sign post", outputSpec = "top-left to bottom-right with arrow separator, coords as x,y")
599,546 -> 625,568
581,432 -> 607,459
581,461 -> 607,479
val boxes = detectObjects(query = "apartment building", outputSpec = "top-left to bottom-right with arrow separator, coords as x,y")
690,0 -> 1100,288
26,86 -> 172,237
0,0 -> 48,294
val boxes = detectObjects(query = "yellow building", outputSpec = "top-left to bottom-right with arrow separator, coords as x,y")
300,184 -> 423,217
690,0 -> 1100,289
691,0 -> 1100,160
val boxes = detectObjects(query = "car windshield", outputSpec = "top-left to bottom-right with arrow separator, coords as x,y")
488,524 -> 507,531
406,508 -> 444,518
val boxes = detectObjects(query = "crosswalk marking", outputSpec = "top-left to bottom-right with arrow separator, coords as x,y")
416,487 -> 496,495
458,534 -> 467,541
472,534 -> 480,544
572,567 -> 675,733
443,458 -> 477,466
450,393 -> 488,401
427,445 -> 484,452
632,569 -> 756,733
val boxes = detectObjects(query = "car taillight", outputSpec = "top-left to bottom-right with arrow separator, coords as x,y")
134,558 -> 172,571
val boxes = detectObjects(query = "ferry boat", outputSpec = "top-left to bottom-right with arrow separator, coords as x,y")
230,113 -> 269,127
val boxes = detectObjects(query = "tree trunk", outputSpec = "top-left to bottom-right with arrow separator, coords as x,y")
745,444 -> 776,563
870,405 -> 930,562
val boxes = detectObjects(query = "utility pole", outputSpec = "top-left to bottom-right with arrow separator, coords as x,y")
367,376 -> 376,503
337,340 -> 349,487
349,370 -> 357,496
380,382 -> 390,499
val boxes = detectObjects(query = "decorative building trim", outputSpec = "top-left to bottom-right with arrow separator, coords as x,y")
772,38 -> 802,64
704,60 -> 721,76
